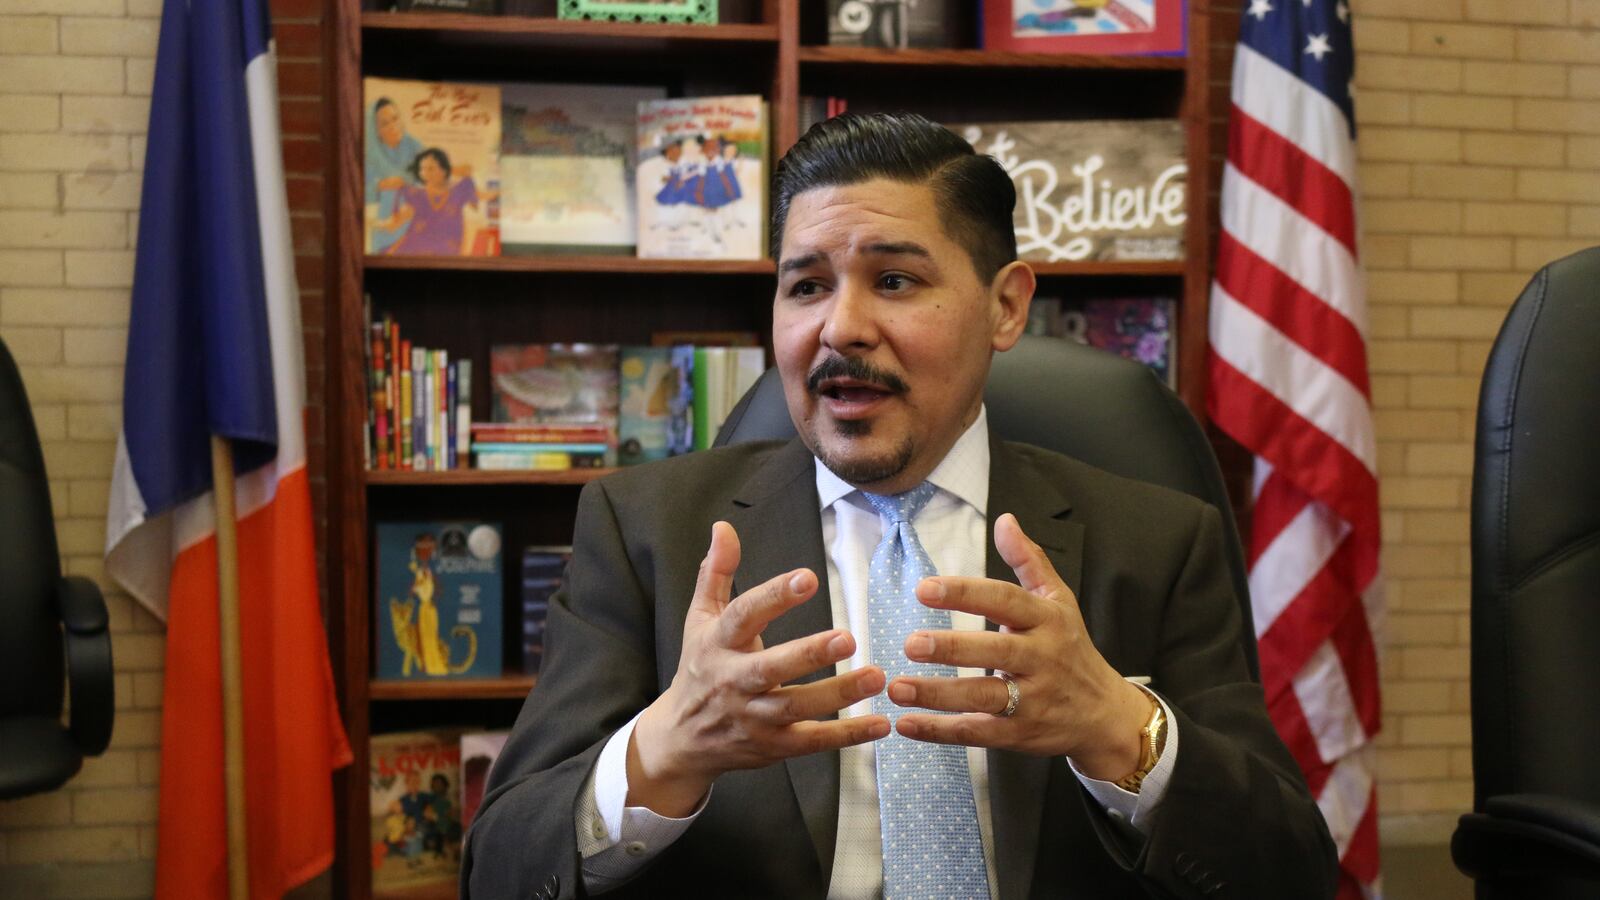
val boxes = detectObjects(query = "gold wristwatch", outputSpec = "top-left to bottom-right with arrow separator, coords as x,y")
1115,689 -> 1168,794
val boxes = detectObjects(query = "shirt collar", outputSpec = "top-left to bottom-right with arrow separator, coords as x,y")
814,406 -> 990,516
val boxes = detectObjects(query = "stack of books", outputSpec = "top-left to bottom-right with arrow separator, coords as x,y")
468,423 -> 611,471
366,312 -> 472,471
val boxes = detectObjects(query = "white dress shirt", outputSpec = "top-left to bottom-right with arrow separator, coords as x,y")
574,409 -> 1178,896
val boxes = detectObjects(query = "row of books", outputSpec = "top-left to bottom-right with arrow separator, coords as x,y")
373,520 -> 567,681
370,727 -> 509,894
367,313 -> 471,471
366,332 -> 768,472
364,80 -> 768,261
381,1 -> 1185,56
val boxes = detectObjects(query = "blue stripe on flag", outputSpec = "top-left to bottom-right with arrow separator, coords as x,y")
124,0 -> 278,515
1239,0 -> 1357,136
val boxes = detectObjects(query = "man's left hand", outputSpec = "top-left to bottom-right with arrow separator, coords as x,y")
889,513 -> 1152,782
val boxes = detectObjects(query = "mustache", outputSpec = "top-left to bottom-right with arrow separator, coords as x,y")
806,355 -> 909,396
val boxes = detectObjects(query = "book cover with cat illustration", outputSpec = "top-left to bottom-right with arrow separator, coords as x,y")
373,522 -> 503,682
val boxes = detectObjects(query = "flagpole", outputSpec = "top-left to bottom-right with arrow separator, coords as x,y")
209,436 -> 250,900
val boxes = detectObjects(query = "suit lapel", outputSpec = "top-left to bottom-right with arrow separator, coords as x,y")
724,439 -> 840,886
984,437 -> 1084,900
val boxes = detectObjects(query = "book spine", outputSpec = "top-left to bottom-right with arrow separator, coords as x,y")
435,349 -> 449,471
388,317 -> 401,469
423,351 -> 433,471
392,339 -> 406,470
370,324 -> 387,470
456,359 -> 472,467
446,360 -> 458,470
471,442 -> 610,454
412,348 -> 425,471
692,347 -> 710,451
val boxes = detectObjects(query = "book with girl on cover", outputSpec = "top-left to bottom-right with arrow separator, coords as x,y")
636,95 -> 768,260
364,78 -> 501,257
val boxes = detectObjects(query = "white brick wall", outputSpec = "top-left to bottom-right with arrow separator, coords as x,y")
0,0 -> 162,888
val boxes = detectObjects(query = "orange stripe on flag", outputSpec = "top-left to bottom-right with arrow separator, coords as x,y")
155,466 -> 351,899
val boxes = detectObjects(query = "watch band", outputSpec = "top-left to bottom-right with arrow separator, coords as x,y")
1115,689 -> 1167,794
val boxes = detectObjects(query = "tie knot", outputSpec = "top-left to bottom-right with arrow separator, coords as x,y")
863,482 -> 938,525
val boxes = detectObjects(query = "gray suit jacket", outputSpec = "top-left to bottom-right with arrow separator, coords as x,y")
463,437 -> 1338,899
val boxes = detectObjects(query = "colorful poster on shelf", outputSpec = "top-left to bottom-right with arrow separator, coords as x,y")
980,0 -> 1186,55
369,729 -> 465,896
363,78 -> 501,257
1030,297 -> 1178,388
373,521 -> 503,682
826,0 -> 964,48
636,95 -> 768,261
946,119 -> 1186,263
500,83 -> 666,253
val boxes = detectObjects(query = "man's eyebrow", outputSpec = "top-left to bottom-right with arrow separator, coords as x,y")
864,241 -> 933,260
778,253 -> 823,275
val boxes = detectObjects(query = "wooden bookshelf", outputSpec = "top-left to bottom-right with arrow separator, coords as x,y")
365,467 -> 619,486
364,254 -> 776,275
797,45 -> 1186,70
369,675 -> 536,701
324,2 -> 1213,896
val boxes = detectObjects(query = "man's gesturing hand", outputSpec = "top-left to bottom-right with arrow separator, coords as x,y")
888,514 -> 1152,782
627,522 -> 890,816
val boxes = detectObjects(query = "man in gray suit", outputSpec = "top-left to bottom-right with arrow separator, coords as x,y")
464,113 -> 1338,899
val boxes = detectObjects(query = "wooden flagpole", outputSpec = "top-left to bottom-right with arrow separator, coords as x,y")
209,436 -> 250,900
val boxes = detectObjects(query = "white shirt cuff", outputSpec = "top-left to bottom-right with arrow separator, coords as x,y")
1069,685 -> 1179,835
574,711 -> 710,891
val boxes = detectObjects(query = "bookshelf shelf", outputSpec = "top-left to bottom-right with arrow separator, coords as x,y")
361,12 -> 781,49
363,254 -> 776,276
369,675 -> 536,701
365,467 -> 619,486
1030,260 -> 1187,277
797,45 -> 1186,71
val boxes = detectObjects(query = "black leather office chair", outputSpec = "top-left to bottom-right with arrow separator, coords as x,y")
1450,248 -> 1600,899
0,337 -> 114,798
714,334 -> 1259,680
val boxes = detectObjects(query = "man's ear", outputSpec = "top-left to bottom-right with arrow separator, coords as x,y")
990,260 -> 1036,352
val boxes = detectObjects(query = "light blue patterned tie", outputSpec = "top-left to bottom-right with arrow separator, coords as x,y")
864,484 -> 990,900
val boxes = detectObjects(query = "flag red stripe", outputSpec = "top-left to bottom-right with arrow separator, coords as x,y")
1216,231 -> 1372,398
1228,108 -> 1359,256
1343,787 -> 1382,883
1268,687 -> 1330,793
1246,467 -> 1311,569
1330,597 -> 1384,735
1208,353 -> 1381,557
1257,539 -> 1365,703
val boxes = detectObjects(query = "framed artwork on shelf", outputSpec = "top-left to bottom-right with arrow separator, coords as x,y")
980,0 -> 1186,56
557,0 -> 717,25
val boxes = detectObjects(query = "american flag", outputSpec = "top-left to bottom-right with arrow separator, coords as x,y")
1207,0 -> 1383,896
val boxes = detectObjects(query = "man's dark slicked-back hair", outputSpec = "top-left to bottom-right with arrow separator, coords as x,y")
770,112 -> 1018,282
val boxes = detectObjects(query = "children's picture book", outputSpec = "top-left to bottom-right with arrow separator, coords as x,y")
665,345 -> 695,457
981,0 -> 1186,56
827,0 -> 965,48
1030,297 -> 1177,387
946,119 -> 1186,263
460,730 -> 511,840
364,78 -> 501,257
619,346 -> 686,465
370,729 -> 465,896
521,546 -> 572,675
636,96 -> 768,260
500,83 -> 666,254
488,344 -> 620,436
374,522 -> 503,681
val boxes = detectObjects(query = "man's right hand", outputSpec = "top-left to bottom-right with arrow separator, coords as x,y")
626,521 -> 889,817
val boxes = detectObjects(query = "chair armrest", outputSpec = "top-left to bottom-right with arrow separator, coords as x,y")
57,576 -> 113,756
1453,794 -> 1600,882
